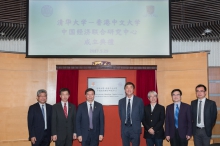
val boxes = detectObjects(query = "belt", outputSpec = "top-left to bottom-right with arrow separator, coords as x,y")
196,127 -> 205,129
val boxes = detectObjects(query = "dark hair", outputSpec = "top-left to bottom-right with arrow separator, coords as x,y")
59,88 -> 70,95
195,84 -> 207,92
85,88 -> 95,95
171,89 -> 182,96
124,82 -> 135,89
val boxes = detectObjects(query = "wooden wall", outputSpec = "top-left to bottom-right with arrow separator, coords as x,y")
0,52 -> 208,146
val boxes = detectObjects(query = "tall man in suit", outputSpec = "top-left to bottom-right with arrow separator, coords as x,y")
52,88 -> 77,146
191,84 -> 217,146
118,82 -> 144,146
76,88 -> 104,146
27,89 -> 52,146
142,91 -> 165,146
165,89 -> 192,146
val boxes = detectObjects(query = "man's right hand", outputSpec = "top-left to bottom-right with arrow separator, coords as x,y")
166,136 -> 170,141
31,137 -> 37,144
52,135 -> 57,141
78,136 -> 82,142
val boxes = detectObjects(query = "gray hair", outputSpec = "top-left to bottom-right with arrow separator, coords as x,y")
147,91 -> 158,98
37,89 -> 47,97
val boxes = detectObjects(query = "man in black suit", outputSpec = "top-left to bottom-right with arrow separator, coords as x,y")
142,91 -> 165,146
118,82 -> 144,146
52,88 -> 77,146
76,88 -> 104,146
28,89 -> 52,146
165,89 -> 192,146
191,84 -> 217,146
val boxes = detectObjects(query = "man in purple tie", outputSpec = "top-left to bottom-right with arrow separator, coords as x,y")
76,88 -> 105,146
165,89 -> 192,146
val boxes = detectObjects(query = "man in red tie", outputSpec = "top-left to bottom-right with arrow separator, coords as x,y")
52,88 -> 77,146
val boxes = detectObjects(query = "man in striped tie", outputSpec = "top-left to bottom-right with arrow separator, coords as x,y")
51,88 -> 77,146
165,89 -> 192,146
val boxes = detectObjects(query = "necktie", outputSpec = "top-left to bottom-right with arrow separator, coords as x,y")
64,103 -> 68,118
41,105 -> 45,120
198,101 -> 202,124
126,99 -> 131,126
89,104 -> 93,129
174,104 -> 179,128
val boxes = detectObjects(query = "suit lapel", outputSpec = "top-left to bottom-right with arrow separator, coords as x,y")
122,97 -> 127,119
36,103 -> 44,120
67,103 -> 72,119
83,102 -> 90,125
58,102 -> 66,119
46,103 -> 50,120
170,103 -> 174,122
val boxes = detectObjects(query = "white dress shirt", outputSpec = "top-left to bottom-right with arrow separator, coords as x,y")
39,103 -> 47,129
61,101 -> 69,114
150,103 -> 157,112
197,98 -> 206,127
125,95 -> 133,124
87,101 -> 94,113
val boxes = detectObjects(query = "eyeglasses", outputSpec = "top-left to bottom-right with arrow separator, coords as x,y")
196,90 -> 205,93
172,94 -> 180,96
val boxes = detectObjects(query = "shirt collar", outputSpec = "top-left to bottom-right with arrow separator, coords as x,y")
87,101 -> 94,105
39,102 -> 46,106
126,95 -> 134,101
174,102 -> 181,107
199,97 -> 206,102
61,101 -> 68,106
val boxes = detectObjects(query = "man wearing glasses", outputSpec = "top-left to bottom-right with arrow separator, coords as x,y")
191,84 -> 217,146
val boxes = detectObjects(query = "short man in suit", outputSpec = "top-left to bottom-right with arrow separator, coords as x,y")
27,89 -> 52,146
76,88 -> 104,146
191,84 -> 217,146
165,89 -> 192,146
142,91 -> 165,146
118,82 -> 144,146
52,88 -> 77,146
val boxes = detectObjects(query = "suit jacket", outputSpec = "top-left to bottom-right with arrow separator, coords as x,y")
142,104 -> 165,139
165,102 -> 192,139
76,101 -> 104,141
27,102 -> 52,142
118,96 -> 144,134
51,102 -> 76,140
191,98 -> 217,137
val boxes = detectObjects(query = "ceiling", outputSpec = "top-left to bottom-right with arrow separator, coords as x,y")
0,0 -> 220,41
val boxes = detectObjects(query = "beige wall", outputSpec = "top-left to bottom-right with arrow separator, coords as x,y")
0,52 -> 208,146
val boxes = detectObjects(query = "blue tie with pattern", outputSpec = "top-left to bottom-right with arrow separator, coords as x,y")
175,104 -> 179,128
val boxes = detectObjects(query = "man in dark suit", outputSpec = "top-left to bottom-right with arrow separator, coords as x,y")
191,84 -> 217,146
52,88 -> 77,146
142,91 -> 165,146
165,89 -> 192,146
118,82 -> 144,146
76,88 -> 104,146
27,89 -> 52,146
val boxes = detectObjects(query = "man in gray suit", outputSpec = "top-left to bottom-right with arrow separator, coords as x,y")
52,88 -> 77,146
76,88 -> 104,146
118,82 -> 144,146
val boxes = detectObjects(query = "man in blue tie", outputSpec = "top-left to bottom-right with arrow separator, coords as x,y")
165,89 -> 192,146
118,82 -> 144,146
76,88 -> 104,146
27,89 -> 52,146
